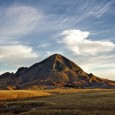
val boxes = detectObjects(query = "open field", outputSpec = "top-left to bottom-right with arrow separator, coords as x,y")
0,89 -> 115,115
0,90 -> 51,101
1,88 -> 113,101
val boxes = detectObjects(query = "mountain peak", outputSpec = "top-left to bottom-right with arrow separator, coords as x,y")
50,53 -> 62,57
47,54 -> 81,72
0,54 -> 115,89
48,54 -> 63,61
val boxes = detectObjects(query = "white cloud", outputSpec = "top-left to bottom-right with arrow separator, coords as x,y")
0,45 -> 38,65
60,29 -> 115,55
0,6 -> 41,39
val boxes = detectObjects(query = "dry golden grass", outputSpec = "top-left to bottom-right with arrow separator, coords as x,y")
0,89 -> 115,115
0,90 -> 51,101
37,88 -> 115,94
0,88 -> 114,101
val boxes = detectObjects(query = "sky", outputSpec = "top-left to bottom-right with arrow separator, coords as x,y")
0,0 -> 115,80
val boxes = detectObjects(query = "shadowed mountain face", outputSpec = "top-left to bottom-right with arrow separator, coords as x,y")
0,54 -> 115,89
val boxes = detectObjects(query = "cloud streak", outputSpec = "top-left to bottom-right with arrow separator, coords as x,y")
0,6 -> 41,40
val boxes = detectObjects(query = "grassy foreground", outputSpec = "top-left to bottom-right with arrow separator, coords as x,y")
0,89 -> 115,115
0,90 -> 51,101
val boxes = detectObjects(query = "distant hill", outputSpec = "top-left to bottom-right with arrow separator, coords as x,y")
0,54 -> 115,89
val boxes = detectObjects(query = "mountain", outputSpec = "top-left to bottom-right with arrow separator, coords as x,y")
0,54 -> 115,89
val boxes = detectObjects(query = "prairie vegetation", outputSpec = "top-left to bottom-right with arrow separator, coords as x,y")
0,89 -> 115,115
0,90 -> 51,101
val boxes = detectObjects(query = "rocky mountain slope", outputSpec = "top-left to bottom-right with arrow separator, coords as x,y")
0,54 -> 115,89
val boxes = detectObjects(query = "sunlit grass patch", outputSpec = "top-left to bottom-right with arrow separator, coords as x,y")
0,90 -> 51,101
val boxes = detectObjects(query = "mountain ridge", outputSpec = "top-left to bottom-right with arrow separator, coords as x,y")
0,54 -> 115,89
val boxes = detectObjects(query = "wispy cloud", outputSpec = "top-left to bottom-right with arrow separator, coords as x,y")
0,6 -> 41,40
90,1 -> 114,18
38,43 -> 50,48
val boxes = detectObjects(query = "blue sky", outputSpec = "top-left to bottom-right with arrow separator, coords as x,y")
0,0 -> 115,80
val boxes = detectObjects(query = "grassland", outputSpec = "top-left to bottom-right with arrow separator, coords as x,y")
0,89 -> 115,115
0,90 -> 51,101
